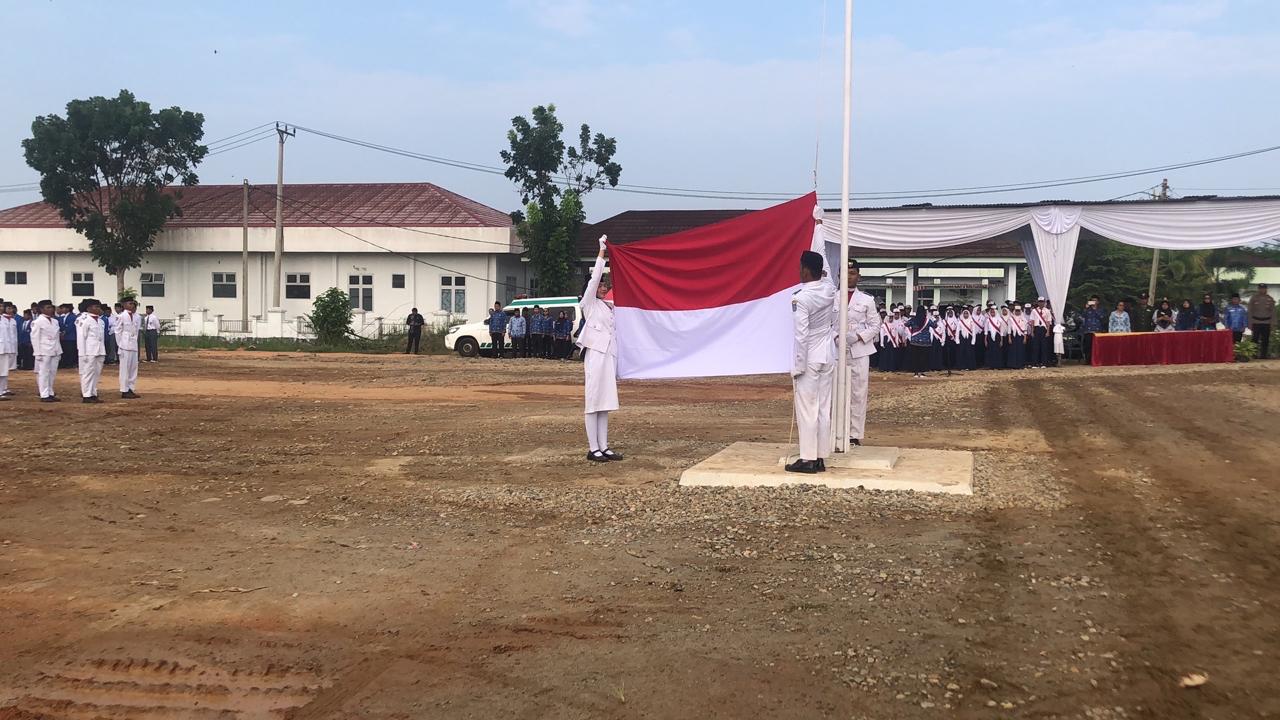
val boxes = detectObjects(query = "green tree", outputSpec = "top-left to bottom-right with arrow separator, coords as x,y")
500,103 -> 620,295
22,90 -> 207,298
308,287 -> 353,344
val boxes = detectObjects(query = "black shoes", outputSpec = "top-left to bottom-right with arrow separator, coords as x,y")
41,396 -> 60,403
849,438 -> 861,446
121,391 -> 140,399
785,459 -> 819,474
815,459 -> 826,472
601,449 -> 624,461
587,450 -> 609,462
82,396 -> 102,404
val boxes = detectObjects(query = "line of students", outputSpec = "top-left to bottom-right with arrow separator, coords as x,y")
487,304 -> 577,360
874,298 -> 1057,377
0,297 -> 146,403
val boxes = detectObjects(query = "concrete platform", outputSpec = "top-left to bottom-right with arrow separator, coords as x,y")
680,442 -> 973,495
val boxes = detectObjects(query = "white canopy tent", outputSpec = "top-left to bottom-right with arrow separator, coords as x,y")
823,196 -> 1280,354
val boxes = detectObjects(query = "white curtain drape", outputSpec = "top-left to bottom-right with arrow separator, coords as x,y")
823,197 -> 1280,354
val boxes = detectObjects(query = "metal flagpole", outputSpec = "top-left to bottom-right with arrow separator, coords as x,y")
834,0 -> 853,453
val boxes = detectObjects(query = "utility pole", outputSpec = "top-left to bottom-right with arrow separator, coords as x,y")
242,179 -> 250,328
273,123 -> 295,308
1147,178 -> 1168,301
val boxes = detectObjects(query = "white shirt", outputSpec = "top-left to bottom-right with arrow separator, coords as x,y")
77,313 -> 107,357
793,279 -> 835,374
840,288 -> 879,360
31,315 -> 62,357
0,314 -> 17,354
115,309 -> 142,350
577,256 -> 615,356
1030,305 -> 1054,328
145,313 -> 161,331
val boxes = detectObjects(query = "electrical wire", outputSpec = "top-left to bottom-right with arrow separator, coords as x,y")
204,123 -> 276,149
207,132 -> 275,156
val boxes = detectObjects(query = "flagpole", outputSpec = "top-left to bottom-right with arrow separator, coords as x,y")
835,0 -> 853,452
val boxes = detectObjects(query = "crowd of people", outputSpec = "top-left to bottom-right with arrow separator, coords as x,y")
871,297 -> 1058,377
0,296 -> 160,403
1076,284 -> 1274,362
484,303 -> 578,360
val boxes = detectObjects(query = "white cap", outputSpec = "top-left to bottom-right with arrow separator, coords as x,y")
1037,296 -> 1046,301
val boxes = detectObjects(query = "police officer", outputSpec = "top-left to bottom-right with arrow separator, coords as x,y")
787,251 -> 836,474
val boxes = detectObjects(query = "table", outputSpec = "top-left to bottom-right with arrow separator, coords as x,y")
1091,329 -> 1235,367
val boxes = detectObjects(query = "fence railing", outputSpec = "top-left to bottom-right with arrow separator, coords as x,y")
219,318 -> 250,334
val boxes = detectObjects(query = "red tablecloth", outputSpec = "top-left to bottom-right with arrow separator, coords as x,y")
1091,330 -> 1235,366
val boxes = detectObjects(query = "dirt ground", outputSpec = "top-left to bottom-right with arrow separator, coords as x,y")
0,351 -> 1277,719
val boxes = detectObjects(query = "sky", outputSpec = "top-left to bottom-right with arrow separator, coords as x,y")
1,0 -> 1279,221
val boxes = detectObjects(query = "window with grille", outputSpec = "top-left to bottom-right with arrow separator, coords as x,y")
348,274 -> 373,311
286,272 -> 311,299
212,272 -> 237,298
440,275 -> 466,314
71,271 -> 94,296
140,272 -> 165,297
3,271 -> 26,285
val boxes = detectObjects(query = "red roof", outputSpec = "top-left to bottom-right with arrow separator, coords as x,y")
0,182 -> 513,229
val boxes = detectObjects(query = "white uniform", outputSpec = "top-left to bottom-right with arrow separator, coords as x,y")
579,256 -> 618,452
792,279 -> 836,461
0,313 -> 16,393
115,309 -> 141,393
31,314 -> 61,398
76,313 -> 107,398
839,288 -> 879,444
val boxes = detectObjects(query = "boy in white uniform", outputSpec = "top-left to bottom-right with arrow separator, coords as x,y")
31,300 -> 62,402
0,304 -> 17,399
114,297 -> 142,399
76,299 -> 107,403
839,260 -> 879,447
788,251 -> 836,474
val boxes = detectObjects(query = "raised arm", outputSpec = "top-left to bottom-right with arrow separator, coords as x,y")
582,235 -> 608,307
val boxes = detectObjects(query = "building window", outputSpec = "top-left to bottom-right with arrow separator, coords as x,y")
140,272 -> 165,297
212,272 -> 237,298
286,273 -> 311,299
3,271 -> 26,285
71,271 -> 94,296
348,274 -> 373,311
440,275 -> 466,314
392,273 -> 406,289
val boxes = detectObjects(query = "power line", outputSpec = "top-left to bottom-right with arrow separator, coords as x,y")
245,186 -> 534,293
207,132 -> 275,156
284,120 -> 1280,202
204,123 -> 276,149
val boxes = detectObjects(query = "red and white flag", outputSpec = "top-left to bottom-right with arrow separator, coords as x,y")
608,193 -> 818,379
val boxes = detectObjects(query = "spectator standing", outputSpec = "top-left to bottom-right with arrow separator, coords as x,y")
1174,299 -> 1198,330
102,304 -> 118,365
1248,284 -> 1274,358
144,305 -> 161,362
17,309 -> 34,371
1197,293 -> 1220,330
1129,293 -> 1154,333
1153,300 -> 1175,333
1079,295 -> 1106,364
486,302 -> 509,358
508,308 -> 528,358
1222,294 -> 1249,343
404,307 -> 425,354
0,304 -> 16,399
1108,301 -> 1131,333
553,310 -> 573,360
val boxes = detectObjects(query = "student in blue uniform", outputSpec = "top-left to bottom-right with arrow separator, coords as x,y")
928,306 -> 945,371
905,305 -> 935,378
17,309 -> 35,371
58,304 -> 78,368
553,310 -> 573,359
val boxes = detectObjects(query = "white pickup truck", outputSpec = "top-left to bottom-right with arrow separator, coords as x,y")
444,296 -> 581,357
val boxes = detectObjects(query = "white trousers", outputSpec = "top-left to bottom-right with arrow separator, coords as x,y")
119,350 -> 138,392
844,355 -> 871,443
80,354 -> 105,398
794,361 -> 834,461
35,355 -> 59,398
585,411 -> 611,452
0,352 -> 12,394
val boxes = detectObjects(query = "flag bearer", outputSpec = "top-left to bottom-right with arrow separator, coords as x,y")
787,250 -> 835,474
580,236 -> 623,462
0,304 -> 17,399
76,299 -> 107,403
31,300 -> 62,402
115,296 -> 142,399
839,259 -> 878,448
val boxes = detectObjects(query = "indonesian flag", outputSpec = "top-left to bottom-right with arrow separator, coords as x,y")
608,193 -> 818,379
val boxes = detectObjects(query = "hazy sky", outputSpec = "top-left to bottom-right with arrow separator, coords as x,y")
2,0 -> 1278,220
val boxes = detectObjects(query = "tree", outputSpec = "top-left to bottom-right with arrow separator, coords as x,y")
308,287 -> 353,344
22,90 -> 207,298
500,104 -> 620,296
